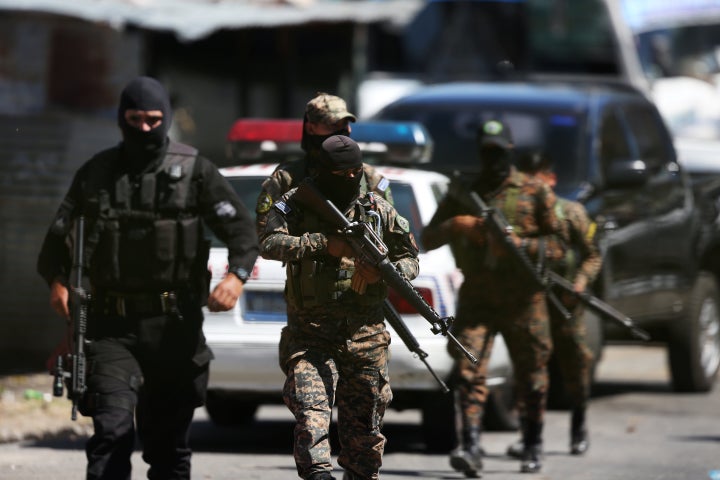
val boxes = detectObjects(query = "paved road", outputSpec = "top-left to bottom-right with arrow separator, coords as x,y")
2,345 -> 720,480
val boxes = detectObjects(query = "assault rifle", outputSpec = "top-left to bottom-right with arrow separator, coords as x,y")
446,177 -> 651,342
294,179 -> 478,367
383,300 -> 450,393
52,215 -> 89,420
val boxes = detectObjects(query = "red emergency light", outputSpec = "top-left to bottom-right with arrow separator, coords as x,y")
227,119 -> 303,143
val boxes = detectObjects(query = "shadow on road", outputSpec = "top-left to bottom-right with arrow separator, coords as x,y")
591,379 -> 672,399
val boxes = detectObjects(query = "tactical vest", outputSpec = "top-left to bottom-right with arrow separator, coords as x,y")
285,194 -> 387,308
82,142 -> 206,291
451,185 -> 524,274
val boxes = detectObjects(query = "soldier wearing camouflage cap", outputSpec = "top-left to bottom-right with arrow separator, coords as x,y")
422,119 -> 565,476
260,135 -> 419,480
255,92 -> 392,237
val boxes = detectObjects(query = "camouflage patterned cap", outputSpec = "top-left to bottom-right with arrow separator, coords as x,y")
305,92 -> 357,124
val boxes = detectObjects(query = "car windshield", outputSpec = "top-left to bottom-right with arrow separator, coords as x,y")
379,105 -> 586,193
210,176 -> 426,253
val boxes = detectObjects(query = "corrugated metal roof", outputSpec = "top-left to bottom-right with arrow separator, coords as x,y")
0,0 -> 424,41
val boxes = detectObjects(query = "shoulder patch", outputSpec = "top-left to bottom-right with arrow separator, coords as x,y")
396,215 -> 410,232
256,192 -> 274,215
274,201 -> 291,215
377,177 -> 390,192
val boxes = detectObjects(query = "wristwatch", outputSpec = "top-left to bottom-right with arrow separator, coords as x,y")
228,266 -> 250,283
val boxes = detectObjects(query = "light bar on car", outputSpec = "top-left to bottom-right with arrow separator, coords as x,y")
225,119 -> 304,165
352,121 -> 433,165
224,118 -> 433,166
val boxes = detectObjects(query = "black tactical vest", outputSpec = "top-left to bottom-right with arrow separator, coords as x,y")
81,142 -> 205,291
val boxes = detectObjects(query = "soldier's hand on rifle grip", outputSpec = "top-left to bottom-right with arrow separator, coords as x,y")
355,258 -> 381,284
327,234 -> 355,258
50,278 -> 70,320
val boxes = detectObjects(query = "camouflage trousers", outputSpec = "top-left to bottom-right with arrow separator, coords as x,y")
549,299 -> 594,408
450,290 -> 552,427
281,329 -> 392,480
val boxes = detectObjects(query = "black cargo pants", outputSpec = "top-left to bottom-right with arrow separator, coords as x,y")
83,294 -> 211,480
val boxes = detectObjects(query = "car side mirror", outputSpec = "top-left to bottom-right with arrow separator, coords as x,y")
604,159 -> 649,188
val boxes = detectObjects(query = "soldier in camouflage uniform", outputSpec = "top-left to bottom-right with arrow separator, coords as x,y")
255,92 -> 392,236
505,151 -> 602,457
422,120 -> 565,476
259,135 -> 419,480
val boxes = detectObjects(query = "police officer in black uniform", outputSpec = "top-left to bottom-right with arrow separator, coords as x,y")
37,76 -> 259,480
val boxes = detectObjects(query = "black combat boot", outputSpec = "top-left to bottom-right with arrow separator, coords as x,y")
570,407 -> 590,455
449,425 -> 483,478
308,472 -> 336,480
505,417 -> 526,459
520,419 -> 543,473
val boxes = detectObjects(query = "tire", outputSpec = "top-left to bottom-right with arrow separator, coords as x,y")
421,391 -> 455,453
205,390 -> 259,427
669,272 -> 720,392
483,383 -> 519,431
419,382 -> 519,453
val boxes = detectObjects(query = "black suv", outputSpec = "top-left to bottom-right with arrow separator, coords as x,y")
373,80 -> 720,393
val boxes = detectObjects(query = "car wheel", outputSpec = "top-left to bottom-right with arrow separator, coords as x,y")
420,391 -> 455,453
547,310 -> 604,409
205,390 -> 259,426
669,272 -> 720,392
483,383 -> 519,431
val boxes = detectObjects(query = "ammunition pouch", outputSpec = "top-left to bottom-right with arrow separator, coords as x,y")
285,258 -> 386,308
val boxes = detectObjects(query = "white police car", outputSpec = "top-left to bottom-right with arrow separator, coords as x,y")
202,120 -> 516,450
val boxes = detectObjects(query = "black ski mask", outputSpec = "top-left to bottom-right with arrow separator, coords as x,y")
474,120 -> 514,192
301,114 -> 351,164
477,144 -> 513,191
315,135 -> 363,210
117,76 -> 172,171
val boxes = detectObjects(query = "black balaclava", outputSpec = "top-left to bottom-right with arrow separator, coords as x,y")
474,120 -> 514,193
301,113 -> 351,165
315,135 -> 363,210
476,144 -> 513,192
117,76 -> 172,171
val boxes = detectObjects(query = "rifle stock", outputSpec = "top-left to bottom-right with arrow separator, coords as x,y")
51,216 -> 89,420
447,176 -> 650,342
294,179 -> 478,365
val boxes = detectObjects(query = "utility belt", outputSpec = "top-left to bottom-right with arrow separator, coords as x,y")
92,290 -> 179,317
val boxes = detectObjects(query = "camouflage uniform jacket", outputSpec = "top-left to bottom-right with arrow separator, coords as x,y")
260,188 -> 419,348
423,167 -> 565,299
553,197 -> 602,285
255,156 -> 392,236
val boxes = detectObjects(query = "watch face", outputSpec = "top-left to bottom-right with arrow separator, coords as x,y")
231,267 -> 249,282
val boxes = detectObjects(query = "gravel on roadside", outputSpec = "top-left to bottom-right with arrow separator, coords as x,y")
0,373 -> 92,444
